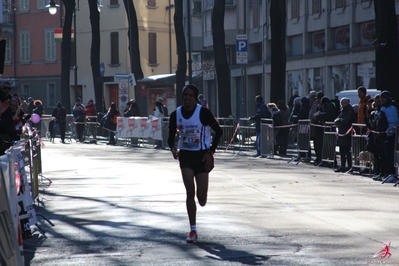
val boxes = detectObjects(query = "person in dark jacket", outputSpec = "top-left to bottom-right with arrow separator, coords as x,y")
334,97 -> 354,172
49,101 -> 67,143
124,99 -> 141,117
72,98 -> 86,143
372,91 -> 399,180
32,99 -> 45,133
313,96 -> 337,166
249,95 -> 271,157
364,95 -> 381,177
104,102 -> 120,145
124,100 -> 141,146
291,97 -> 311,161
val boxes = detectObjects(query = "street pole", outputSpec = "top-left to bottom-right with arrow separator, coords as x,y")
187,1 -> 192,84
73,6 -> 78,98
168,0 -> 172,74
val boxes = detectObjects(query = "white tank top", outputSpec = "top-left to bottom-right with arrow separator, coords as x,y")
176,104 -> 211,151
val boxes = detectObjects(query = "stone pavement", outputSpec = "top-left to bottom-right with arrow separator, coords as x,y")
23,139 -> 399,265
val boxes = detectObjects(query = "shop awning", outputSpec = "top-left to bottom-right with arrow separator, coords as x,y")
137,74 -> 177,87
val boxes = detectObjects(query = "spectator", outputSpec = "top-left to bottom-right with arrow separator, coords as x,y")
334,97 -> 354,172
0,97 -> 17,154
249,95 -> 271,157
32,99 -> 45,133
124,99 -> 140,117
154,97 -> 168,117
0,82 -> 12,102
103,102 -> 120,145
313,96 -> 337,166
291,97 -> 311,161
357,86 -> 371,124
198,94 -> 208,109
372,91 -> 399,181
275,100 -> 290,155
49,101 -> 67,143
27,97 -> 35,114
83,99 -> 97,144
72,98 -> 86,143
124,100 -> 141,146
9,98 -> 27,139
20,97 -> 29,114
364,95 -> 381,176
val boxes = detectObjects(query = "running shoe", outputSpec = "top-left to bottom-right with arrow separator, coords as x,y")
186,230 -> 197,243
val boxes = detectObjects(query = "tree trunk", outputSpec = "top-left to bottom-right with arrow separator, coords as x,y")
174,0 -> 186,107
374,0 -> 399,102
60,0 -> 74,112
123,0 -> 144,81
270,0 -> 286,103
87,0 -> 103,112
212,0 -> 231,117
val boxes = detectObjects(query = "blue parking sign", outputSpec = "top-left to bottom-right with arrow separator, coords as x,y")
236,40 -> 248,52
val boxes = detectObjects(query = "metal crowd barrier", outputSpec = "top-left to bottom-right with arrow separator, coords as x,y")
288,119 -> 311,164
351,123 -> 369,173
237,118 -> 256,150
216,117 -> 235,150
260,118 -> 274,158
321,122 -> 337,167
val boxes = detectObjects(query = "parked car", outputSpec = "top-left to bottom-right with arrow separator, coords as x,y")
335,89 -> 380,105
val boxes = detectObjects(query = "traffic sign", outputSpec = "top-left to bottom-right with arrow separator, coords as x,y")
236,34 -> 248,64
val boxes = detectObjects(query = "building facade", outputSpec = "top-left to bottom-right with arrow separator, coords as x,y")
76,0 -> 177,115
190,0 -> 397,119
0,0 -> 62,114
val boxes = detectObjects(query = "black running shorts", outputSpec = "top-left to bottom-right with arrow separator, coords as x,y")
179,149 -> 214,174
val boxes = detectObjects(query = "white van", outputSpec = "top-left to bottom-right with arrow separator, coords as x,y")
334,89 -> 380,105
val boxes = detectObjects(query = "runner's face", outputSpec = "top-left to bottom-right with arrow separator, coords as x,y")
182,89 -> 196,109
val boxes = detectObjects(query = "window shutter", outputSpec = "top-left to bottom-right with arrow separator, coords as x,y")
111,32 -> 119,65
148,32 -> 157,64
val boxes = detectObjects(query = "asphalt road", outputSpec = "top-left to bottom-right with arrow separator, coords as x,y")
23,139 -> 399,265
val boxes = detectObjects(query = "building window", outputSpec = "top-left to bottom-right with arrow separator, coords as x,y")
252,0 -> 259,28
312,0 -> 320,14
291,0 -> 299,19
37,0 -> 45,9
45,29 -> 56,61
110,32 -> 119,65
336,0 -> 344,8
47,83 -> 56,107
110,0 -> 118,6
148,32 -> 157,65
19,0 -> 29,11
147,0 -> 156,7
193,0 -> 201,14
5,35 -> 11,64
22,84 -> 30,97
226,0 -> 234,5
20,31 -> 30,63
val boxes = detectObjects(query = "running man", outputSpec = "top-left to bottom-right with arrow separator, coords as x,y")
168,84 -> 223,243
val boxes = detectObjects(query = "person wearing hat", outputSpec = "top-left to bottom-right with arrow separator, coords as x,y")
167,84 -> 223,243
72,98 -> 87,143
334,97 -> 354,172
372,90 -> 399,181
49,101 -> 67,143
249,95 -> 272,157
